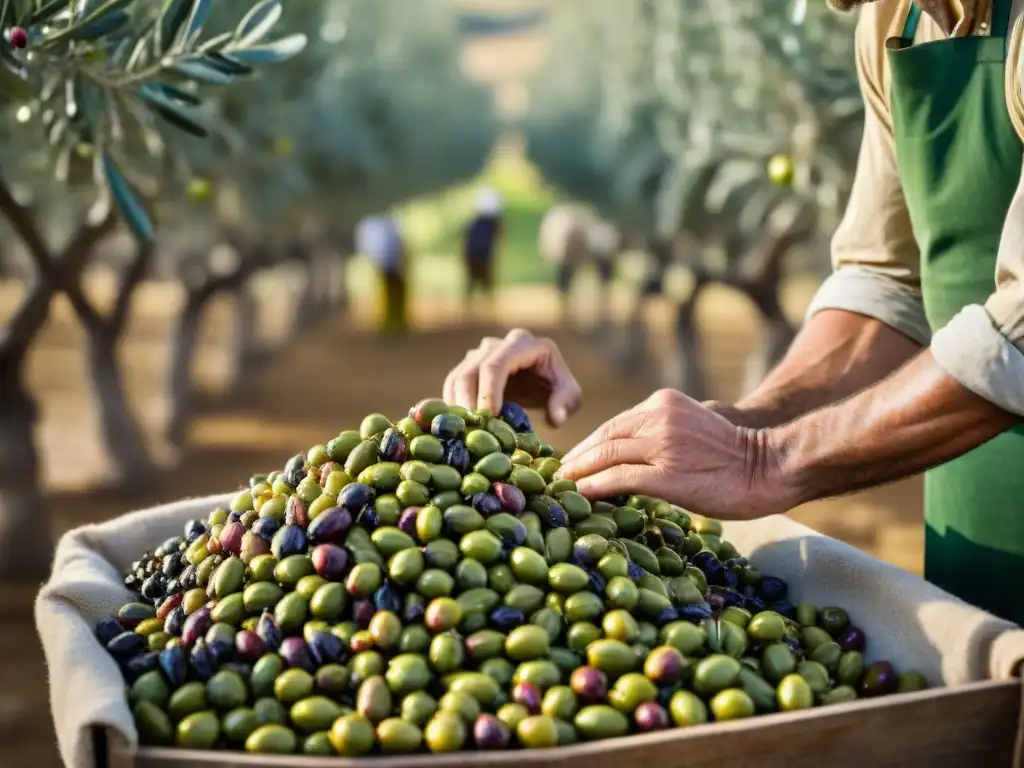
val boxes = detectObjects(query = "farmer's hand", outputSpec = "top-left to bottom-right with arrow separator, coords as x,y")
443,329 -> 582,427
557,389 -> 795,520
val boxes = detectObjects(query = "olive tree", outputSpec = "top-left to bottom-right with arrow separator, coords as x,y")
159,0 -> 499,448
523,0 -> 861,398
0,0 -> 305,579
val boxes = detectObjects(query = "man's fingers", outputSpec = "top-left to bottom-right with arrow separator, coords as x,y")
561,408 -> 641,464
444,338 -> 499,408
476,330 -> 544,413
545,345 -> 581,427
574,464 -> 652,501
557,438 -> 646,481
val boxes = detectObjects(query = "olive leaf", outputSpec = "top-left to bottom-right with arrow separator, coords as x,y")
234,0 -> 282,48
39,0 -> 133,45
197,31 -> 232,53
139,83 -> 208,137
153,82 -> 201,106
169,57 -> 235,86
203,51 -> 253,76
102,153 -> 154,240
156,0 -> 190,54
226,33 -> 307,66
71,9 -> 129,41
177,0 -> 212,50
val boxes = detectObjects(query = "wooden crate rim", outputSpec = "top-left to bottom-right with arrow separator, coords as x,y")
109,677 -> 1023,767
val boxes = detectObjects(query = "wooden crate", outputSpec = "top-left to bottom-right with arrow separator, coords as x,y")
100,678 -> 1022,768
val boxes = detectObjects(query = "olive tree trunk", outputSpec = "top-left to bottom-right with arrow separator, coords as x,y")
0,350 -> 52,580
166,245 -> 272,450
226,279 -> 265,393
0,185 -> 115,579
68,241 -> 156,487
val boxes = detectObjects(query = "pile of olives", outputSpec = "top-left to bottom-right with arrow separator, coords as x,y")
100,399 -> 928,756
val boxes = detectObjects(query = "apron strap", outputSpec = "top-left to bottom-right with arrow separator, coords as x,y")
902,2 -> 922,42
991,0 -> 1013,38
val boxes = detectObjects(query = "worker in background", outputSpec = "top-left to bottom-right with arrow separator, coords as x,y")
355,212 -> 408,334
538,203 -> 593,325
463,187 -> 504,320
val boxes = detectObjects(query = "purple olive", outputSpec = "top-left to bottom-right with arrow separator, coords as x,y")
471,493 -> 504,517
122,651 -> 160,683
184,519 -> 206,542
374,582 -> 402,613
307,507 -> 353,544
677,603 -> 714,623
208,639 -> 234,664
500,402 -> 533,433
643,646 -> 685,685
431,413 -> 466,440
634,701 -> 670,732
311,544 -> 349,581
569,667 -> 608,703
279,637 -> 317,673
531,496 -> 568,528
489,606 -> 525,631
218,521 -> 246,555
96,617 -> 122,645
338,482 -> 374,513
249,518 -> 278,542
656,607 -> 678,626
626,562 -> 645,583
837,625 -> 866,653
720,568 -> 740,591
353,599 -> 375,628
443,440 -> 471,474
473,713 -> 511,749
159,644 -> 188,686
744,595 -> 767,614
378,428 -> 409,463
181,607 -> 212,648
758,576 -> 788,603
708,586 -> 746,610
235,630 -> 266,662
769,600 -> 798,621
587,570 -> 607,595
308,631 -> 346,666
398,507 -> 420,538
270,524 -> 308,560
190,639 -> 217,680
512,682 -> 542,714
256,612 -> 282,652
163,605 -> 186,637
492,483 -> 526,516
861,661 -> 899,698
284,496 -> 308,528
357,506 -> 379,529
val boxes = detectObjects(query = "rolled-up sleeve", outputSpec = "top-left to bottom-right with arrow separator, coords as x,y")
930,160 -> 1024,417
805,5 -> 931,346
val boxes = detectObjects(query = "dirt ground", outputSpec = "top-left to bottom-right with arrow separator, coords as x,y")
0,272 -> 923,768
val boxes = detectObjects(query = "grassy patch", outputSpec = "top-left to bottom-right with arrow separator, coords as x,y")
348,145 -> 558,297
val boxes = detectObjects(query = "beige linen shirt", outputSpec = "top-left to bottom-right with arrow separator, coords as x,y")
806,0 -> 1024,415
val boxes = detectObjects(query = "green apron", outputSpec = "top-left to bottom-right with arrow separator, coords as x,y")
889,0 -> 1024,625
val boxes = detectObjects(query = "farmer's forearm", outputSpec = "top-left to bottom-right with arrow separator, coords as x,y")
723,309 -> 923,428
770,349 -> 1020,504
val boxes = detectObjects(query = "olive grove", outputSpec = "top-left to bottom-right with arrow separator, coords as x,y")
523,0 -> 862,399
0,0 -> 497,580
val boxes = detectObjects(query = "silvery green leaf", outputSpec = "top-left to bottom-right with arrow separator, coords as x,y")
168,57 -> 235,85
226,33 -> 306,65
140,85 -> 209,137
156,0 -> 190,53
178,0 -> 212,49
103,153 -> 154,240
234,0 -> 281,48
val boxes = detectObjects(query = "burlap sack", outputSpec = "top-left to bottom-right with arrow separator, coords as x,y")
35,494 -> 1024,768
